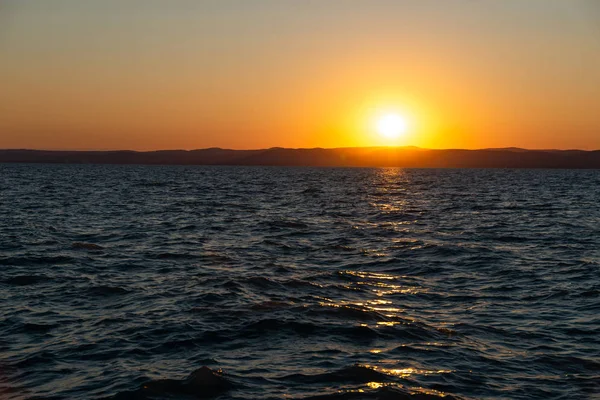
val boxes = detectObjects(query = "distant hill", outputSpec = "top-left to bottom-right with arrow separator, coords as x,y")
1,147 -> 599,169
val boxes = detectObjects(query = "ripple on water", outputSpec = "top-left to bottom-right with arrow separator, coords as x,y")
0,165 -> 599,399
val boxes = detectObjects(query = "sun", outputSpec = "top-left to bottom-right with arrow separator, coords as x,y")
376,113 -> 408,139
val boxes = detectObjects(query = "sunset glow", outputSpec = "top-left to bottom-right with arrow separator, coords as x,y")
1,1 -> 599,150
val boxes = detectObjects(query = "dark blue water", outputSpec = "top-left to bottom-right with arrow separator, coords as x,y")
1,164 -> 599,400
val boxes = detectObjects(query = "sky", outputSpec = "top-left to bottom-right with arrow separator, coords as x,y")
1,0 -> 600,150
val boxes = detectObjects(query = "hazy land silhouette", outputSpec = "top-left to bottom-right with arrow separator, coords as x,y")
1,147 -> 599,168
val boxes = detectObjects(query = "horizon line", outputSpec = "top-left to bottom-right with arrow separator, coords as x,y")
1,146 -> 599,153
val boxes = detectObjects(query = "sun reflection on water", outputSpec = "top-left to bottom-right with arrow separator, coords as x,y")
338,270 -> 425,298
340,364 -> 455,398
344,381 -> 453,398
322,174 -> 457,397
366,381 -> 384,389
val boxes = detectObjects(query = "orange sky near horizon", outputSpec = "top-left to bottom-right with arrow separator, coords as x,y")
2,1 -> 600,151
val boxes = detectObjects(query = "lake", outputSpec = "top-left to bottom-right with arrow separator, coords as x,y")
1,164 -> 599,399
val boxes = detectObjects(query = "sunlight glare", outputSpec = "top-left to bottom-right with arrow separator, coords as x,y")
376,113 -> 408,139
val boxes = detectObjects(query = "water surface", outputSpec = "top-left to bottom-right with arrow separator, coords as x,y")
1,165 -> 599,399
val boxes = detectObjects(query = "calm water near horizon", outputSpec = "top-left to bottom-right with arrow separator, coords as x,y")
1,164 -> 599,399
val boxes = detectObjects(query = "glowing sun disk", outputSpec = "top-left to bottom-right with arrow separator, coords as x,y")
376,113 -> 408,139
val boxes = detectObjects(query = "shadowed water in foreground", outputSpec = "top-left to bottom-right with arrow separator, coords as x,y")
0,165 -> 599,399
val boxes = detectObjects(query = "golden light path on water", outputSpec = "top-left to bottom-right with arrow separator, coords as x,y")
313,169 -> 458,398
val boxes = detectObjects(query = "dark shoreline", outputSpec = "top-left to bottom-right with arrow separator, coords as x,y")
1,147 -> 599,169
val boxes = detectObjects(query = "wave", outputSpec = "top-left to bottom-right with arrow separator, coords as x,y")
3,275 -> 50,286
280,365 -> 393,384
0,255 -> 74,266
108,365 -> 459,400
85,285 -> 131,297
110,366 -> 231,399
302,385 -> 459,400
